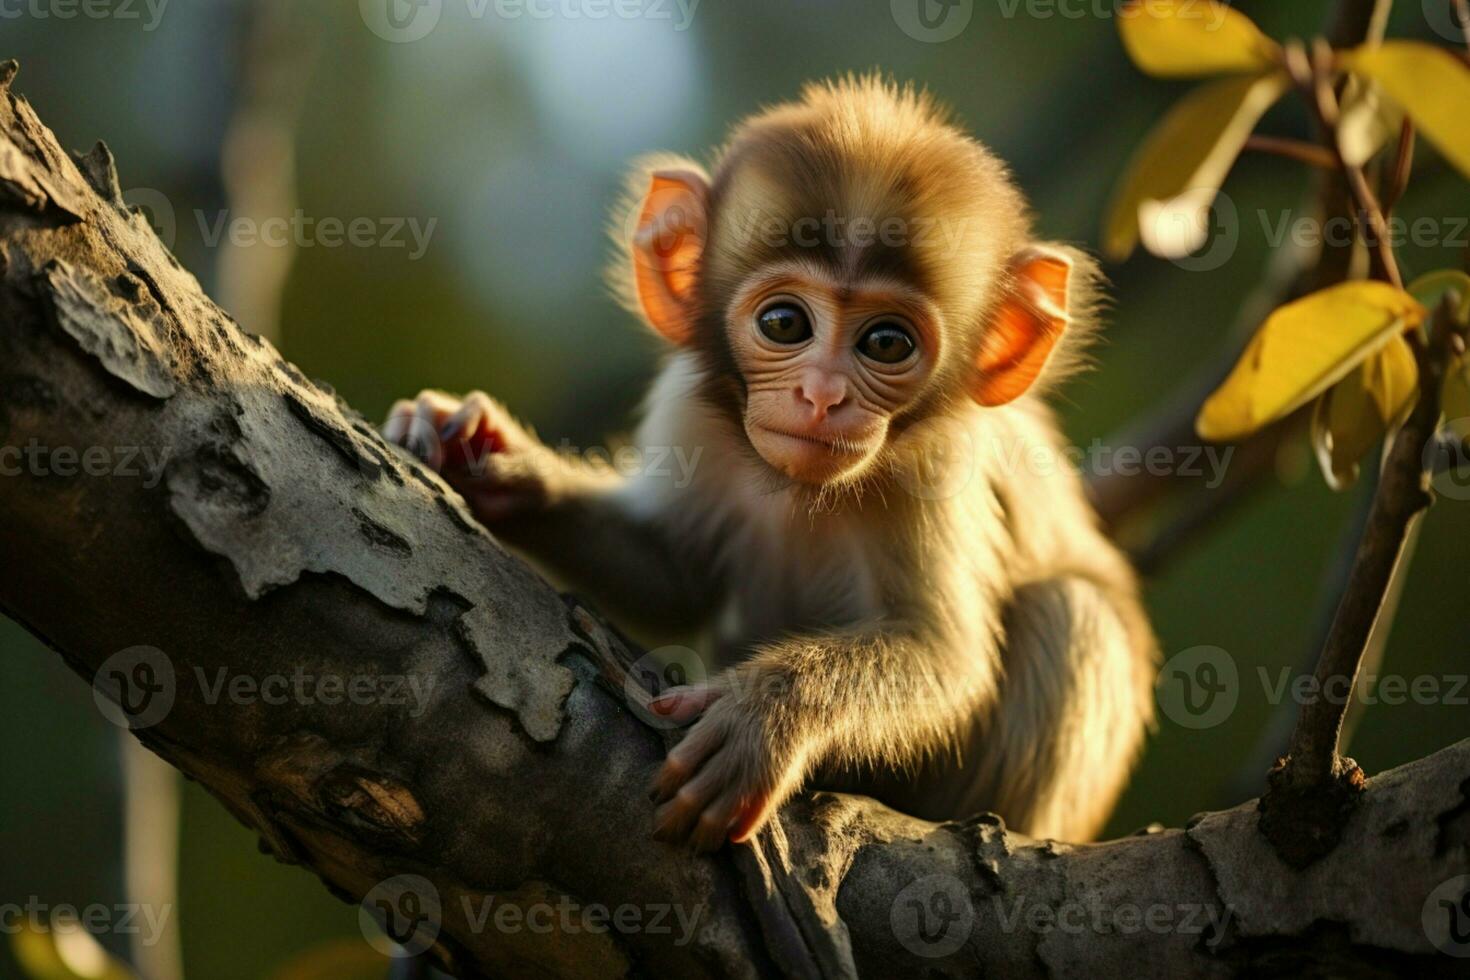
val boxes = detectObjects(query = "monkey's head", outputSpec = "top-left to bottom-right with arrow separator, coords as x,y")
614,76 -> 1093,489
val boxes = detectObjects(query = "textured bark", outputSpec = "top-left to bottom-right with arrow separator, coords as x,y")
2,61 -> 1469,978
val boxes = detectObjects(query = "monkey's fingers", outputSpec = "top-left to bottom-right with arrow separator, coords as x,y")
651,757 -> 727,843
441,428 -> 508,476
411,395 -> 447,467
381,401 -> 415,446
438,392 -> 511,461
648,685 -> 720,724
727,791 -> 775,845
689,789 -> 746,852
650,713 -> 726,803
382,390 -> 460,468
438,393 -> 487,441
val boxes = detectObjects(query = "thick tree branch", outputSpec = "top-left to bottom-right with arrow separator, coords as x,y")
2,61 -> 1468,978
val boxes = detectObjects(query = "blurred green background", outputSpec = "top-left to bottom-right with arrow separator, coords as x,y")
2,1 -> 1467,977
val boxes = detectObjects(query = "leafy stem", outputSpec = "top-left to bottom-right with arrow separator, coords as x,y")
1284,39 -> 1403,289
1261,295 -> 1465,865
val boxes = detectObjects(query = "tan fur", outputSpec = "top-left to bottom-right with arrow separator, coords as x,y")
391,76 -> 1156,846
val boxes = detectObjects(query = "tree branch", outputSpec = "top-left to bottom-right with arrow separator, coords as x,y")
1261,299 -> 1464,867
2,60 -> 1468,978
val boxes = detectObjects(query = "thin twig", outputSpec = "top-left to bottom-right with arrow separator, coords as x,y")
1313,0 -> 1393,289
1287,40 -> 1404,288
1219,478 -> 1372,806
1381,118 -> 1415,217
1258,299 -> 1461,868
1220,472 -> 1419,806
1283,303 -> 1462,786
1244,135 -> 1339,171
1339,517 -> 1420,747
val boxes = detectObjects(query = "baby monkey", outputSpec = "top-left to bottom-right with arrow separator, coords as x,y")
385,77 -> 1156,851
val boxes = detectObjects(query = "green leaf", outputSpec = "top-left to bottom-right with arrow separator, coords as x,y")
1118,0 -> 1280,78
1198,280 -> 1426,442
1104,71 -> 1289,260
1312,336 -> 1418,489
1342,42 -> 1470,180
1408,269 -> 1470,323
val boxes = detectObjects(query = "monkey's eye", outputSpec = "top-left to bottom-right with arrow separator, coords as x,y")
757,303 -> 812,344
857,323 -> 916,364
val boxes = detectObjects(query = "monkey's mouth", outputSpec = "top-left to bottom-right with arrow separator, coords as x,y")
757,426 -> 870,455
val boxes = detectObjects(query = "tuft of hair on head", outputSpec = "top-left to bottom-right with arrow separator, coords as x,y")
704,73 -> 1032,306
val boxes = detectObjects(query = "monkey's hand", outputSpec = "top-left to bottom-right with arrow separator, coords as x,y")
647,678 -> 808,851
382,389 -> 559,523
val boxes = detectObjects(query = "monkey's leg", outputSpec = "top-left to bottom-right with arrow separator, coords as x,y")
961,576 -> 1155,841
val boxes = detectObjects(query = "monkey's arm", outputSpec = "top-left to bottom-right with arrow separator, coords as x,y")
383,389 -> 720,635
648,620 -> 996,851
487,484 -> 719,637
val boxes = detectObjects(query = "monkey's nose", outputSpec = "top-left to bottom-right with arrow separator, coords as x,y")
795,374 -> 849,421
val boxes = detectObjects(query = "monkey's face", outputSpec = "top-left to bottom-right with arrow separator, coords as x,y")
725,261 -> 941,485
622,127 -> 1074,492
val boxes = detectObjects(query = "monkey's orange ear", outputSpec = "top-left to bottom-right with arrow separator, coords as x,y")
631,169 -> 709,345
970,246 -> 1073,407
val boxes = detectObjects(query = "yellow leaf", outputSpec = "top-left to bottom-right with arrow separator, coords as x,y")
1342,42 -> 1470,180
1408,269 -> 1470,323
1197,280 -> 1426,441
10,922 -> 139,980
1311,336 -> 1418,489
1104,71 -> 1289,260
1118,0 -> 1280,78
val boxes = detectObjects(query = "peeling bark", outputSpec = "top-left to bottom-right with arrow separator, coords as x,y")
2,60 -> 1468,978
